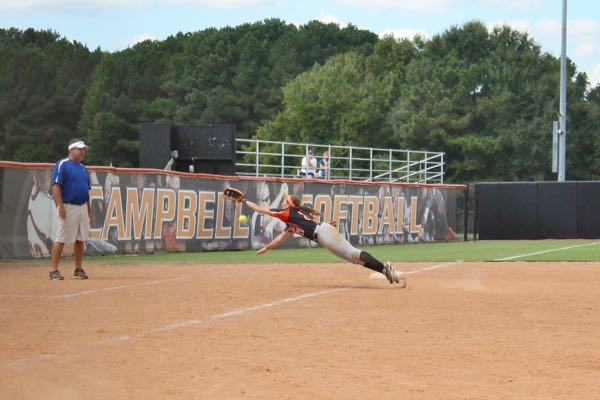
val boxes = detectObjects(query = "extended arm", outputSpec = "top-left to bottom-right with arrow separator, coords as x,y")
244,199 -> 271,215
257,230 -> 292,255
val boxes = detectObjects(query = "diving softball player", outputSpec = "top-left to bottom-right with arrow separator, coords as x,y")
242,194 -> 405,285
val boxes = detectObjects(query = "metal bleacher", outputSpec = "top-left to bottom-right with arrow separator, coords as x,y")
235,139 -> 444,183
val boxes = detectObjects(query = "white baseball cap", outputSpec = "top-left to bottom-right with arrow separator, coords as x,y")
68,139 -> 89,151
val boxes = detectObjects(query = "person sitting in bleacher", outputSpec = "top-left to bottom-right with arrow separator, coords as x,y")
299,150 -> 318,178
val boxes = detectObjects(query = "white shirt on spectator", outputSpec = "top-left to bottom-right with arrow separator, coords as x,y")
300,154 -> 318,176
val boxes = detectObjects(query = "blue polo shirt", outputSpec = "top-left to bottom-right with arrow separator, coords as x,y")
51,158 -> 91,205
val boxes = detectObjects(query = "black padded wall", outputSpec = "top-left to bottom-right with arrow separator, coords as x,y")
497,182 -> 538,239
476,183 -> 499,240
476,181 -> 600,240
577,181 -> 600,238
538,182 -> 578,238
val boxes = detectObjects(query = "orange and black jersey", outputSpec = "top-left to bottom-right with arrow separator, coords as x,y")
270,207 -> 319,240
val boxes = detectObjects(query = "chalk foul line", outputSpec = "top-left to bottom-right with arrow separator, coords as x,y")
151,287 -> 351,333
153,261 -> 465,335
5,287 -> 351,369
0,277 -> 186,299
493,242 -> 600,261
5,261 -> 464,369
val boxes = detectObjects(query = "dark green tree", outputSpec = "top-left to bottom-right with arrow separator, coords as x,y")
257,52 -> 394,148
3,22 -> 598,181
389,22 -> 582,182
566,77 -> 600,180
77,19 -> 377,166
0,28 -> 100,162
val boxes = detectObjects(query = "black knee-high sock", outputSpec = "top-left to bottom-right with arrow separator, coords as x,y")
359,251 -> 385,273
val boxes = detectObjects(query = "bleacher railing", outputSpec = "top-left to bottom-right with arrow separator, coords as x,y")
235,139 -> 444,183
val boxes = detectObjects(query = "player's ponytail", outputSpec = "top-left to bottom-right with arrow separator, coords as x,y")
287,194 -> 321,218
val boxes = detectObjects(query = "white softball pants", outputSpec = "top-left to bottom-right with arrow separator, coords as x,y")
313,223 -> 362,264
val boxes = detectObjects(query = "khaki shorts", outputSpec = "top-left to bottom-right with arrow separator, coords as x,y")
55,203 -> 90,244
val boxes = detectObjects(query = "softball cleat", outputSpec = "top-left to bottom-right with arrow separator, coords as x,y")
382,261 -> 400,284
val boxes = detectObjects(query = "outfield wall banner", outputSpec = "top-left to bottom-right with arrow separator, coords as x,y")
0,162 -> 466,259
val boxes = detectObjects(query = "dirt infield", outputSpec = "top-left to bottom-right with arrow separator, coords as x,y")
1,260 -> 599,400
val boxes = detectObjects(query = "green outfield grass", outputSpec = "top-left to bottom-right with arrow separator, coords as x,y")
69,239 -> 600,264
2,240 -> 598,265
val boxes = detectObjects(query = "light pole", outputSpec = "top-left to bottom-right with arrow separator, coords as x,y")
558,0 -> 567,181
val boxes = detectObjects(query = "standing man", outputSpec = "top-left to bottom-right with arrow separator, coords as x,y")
49,138 -> 92,280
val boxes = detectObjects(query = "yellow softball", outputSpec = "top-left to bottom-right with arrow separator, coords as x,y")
239,214 -> 248,224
